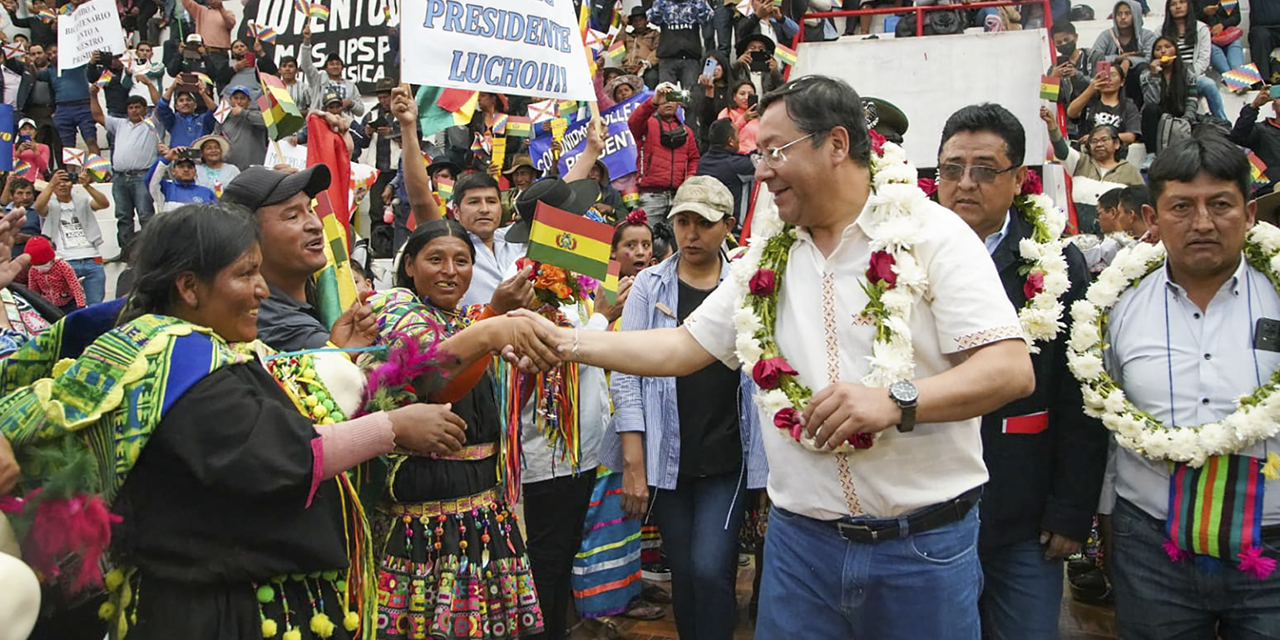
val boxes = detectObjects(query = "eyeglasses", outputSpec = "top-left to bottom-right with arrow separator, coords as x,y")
936,162 -> 1018,184
1089,136 -> 1117,146
750,132 -> 818,169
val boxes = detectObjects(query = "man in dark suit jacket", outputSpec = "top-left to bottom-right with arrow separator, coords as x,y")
937,103 -> 1108,640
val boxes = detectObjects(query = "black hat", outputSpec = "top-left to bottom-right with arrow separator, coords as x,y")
221,165 -> 331,212
736,33 -> 775,57
374,78 -> 396,94
628,6 -> 647,20
862,97 -> 909,144
421,142 -> 461,176
505,179 -> 601,243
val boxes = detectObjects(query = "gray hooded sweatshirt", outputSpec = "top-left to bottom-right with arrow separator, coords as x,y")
1090,0 -> 1157,68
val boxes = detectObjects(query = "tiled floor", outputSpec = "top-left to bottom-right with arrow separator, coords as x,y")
600,562 -> 1118,640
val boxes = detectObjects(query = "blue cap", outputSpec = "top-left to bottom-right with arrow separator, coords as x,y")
228,85 -> 251,97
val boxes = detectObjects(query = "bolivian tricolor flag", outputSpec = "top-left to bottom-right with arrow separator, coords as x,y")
606,41 -> 626,65
774,44 -> 797,68
310,3 -> 329,20
506,116 -> 533,138
259,72 -> 305,139
1040,75 -> 1061,101
621,185 -> 639,209
528,201 -> 615,281
601,260 -> 621,303
436,176 -> 455,203
312,191 -> 359,329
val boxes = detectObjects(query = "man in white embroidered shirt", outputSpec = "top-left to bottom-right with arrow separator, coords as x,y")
512,76 -> 1034,637
1100,135 -> 1280,638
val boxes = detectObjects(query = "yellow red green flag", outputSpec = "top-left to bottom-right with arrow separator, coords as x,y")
527,201 -> 614,281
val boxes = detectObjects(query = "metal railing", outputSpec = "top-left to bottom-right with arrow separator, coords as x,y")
797,0 -> 1054,42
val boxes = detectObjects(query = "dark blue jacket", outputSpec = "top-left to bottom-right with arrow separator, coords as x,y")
695,146 -> 755,220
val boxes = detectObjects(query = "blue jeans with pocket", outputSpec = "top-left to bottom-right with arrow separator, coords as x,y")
649,472 -> 747,640
66,257 -> 104,306
979,539 -> 1065,640
1210,40 -> 1245,76
755,502 -> 982,639
111,171 -> 155,252
1112,498 -> 1280,640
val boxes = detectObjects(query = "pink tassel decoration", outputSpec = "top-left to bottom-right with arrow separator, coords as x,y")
1238,546 -> 1277,580
1163,539 -> 1192,563
15,491 -> 122,591
355,328 -> 449,416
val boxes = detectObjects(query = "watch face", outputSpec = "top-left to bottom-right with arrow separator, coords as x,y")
890,380 -> 918,403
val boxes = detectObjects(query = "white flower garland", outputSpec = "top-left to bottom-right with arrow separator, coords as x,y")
1066,223 -> 1280,467
730,139 -> 932,453
1013,193 -> 1073,352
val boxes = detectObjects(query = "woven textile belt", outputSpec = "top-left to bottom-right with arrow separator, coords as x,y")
419,442 -> 496,461
387,488 -> 499,517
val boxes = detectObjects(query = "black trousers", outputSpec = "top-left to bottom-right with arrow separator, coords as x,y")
523,472 -> 597,640
1250,25 -> 1280,84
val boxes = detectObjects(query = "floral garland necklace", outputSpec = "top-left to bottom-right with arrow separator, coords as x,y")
1010,191 -> 1073,352
1066,222 -> 1280,472
731,131 -> 933,453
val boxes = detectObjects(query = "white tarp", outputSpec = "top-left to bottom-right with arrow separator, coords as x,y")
57,0 -> 127,71
398,0 -> 596,101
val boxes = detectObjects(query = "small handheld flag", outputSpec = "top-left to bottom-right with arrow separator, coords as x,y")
558,100 -> 578,117
1249,152 -> 1269,190
94,70 -> 114,88
622,186 -> 639,209
1221,0 -> 1238,14
193,71 -> 215,87
1039,75 -> 1061,101
13,160 -> 31,176
1223,63 -> 1263,92
601,260 -> 621,304
248,21 -> 278,44
214,99 -> 232,124
36,9 -> 55,23
310,3 -> 329,20
774,44 -> 798,68
435,177 -> 454,203
2,42 -> 24,60
293,0 -> 310,17
312,191 -> 359,330
84,154 -> 111,181
258,72 -> 305,139
505,116 -> 533,138
492,114 -> 509,136
528,99 -> 557,122
527,201 -> 616,281
735,0 -> 751,16
62,147 -> 87,166
606,41 -> 626,65
436,88 -> 476,113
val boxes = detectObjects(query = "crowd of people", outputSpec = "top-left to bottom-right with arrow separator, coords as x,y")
0,1 -> 1277,640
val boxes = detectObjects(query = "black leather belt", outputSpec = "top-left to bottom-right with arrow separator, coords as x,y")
833,486 -> 982,544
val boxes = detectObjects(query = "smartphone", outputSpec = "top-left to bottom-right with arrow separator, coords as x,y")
1057,52 -> 1071,66
181,147 -> 202,162
749,50 -> 770,72
702,57 -> 718,79
667,89 -> 689,104
1095,60 -> 1112,80
64,169 -> 79,183
1270,85 -> 1280,100
747,94 -> 759,109
18,134 -> 31,144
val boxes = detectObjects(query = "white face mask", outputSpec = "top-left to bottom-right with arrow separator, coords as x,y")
34,262 -> 53,273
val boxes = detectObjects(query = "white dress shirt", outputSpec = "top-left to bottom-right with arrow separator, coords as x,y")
461,226 -> 527,309
1102,258 -> 1280,523
684,198 -> 1022,520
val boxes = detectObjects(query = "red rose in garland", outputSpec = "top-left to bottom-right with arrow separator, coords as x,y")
868,129 -> 886,156
1021,170 -> 1042,196
1023,272 -> 1045,300
749,269 -> 776,297
866,250 -> 897,288
752,357 -> 798,390
774,407 -> 803,441
849,433 -> 875,449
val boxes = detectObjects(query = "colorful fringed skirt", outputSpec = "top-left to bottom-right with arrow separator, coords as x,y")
375,485 -> 543,639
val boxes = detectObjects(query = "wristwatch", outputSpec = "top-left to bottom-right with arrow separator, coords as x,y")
889,380 -> 918,433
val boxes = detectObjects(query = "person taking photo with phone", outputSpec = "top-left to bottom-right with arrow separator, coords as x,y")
148,144 -> 218,214
717,80 -> 760,153
33,167 -> 107,304
629,83 -> 701,226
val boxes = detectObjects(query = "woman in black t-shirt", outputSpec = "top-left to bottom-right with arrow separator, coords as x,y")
1068,62 -> 1143,145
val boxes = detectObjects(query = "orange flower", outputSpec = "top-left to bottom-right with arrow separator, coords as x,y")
550,283 -> 573,299
535,265 -> 568,290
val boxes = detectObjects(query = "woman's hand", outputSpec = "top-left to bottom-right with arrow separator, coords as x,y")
329,299 -> 378,349
744,104 -> 760,121
621,463 -> 649,519
491,313 -> 564,373
388,403 -> 467,455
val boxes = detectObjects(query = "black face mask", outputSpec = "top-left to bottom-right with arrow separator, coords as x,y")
1057,40 -> 1077,56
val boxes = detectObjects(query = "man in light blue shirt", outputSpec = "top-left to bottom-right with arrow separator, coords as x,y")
1101,135 -> 1280,638
452,172 -> 530,309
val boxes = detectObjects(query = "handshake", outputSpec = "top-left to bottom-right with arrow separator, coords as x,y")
489,309 -> 578,374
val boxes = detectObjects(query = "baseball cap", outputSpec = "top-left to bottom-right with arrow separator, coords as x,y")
185,33 -> 203,47
227,85 -> 252,97
221,165 -> 331,212
17,118 -> 35,130
668,176 -> 733,223
322,89 -> 342,106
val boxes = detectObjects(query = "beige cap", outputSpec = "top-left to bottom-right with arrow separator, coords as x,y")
668,176 -> 734,222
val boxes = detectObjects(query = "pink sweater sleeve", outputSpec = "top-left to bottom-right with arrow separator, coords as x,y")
307,412 -> 395,506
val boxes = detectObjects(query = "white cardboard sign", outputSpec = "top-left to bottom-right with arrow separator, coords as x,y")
57,0 -> 127,71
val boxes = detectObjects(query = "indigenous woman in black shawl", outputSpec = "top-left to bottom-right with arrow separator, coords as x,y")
0,204 -> 559,639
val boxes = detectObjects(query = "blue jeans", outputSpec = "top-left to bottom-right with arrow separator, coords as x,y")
66,257 -> 104,305
979,540 -> 1064,640
1195,76 -> 1227,120
1112,498 -> 1280,640
649,473 -> 747,640
111,171 -> 155,252
755,503 -> 982,638
1210,40 -> 1245,76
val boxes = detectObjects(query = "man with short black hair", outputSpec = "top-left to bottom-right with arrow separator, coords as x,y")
1228,86 -> 1280,190
695,117 -> 755,221
937,102 -> 1106,640
156,80 -> 217,149
630,83 -> 700,225
215,85 -> 267,171
1100,133 -> 1280,639
278,55 -> 310,112
90,86 -> 161,253
299,25 -> 365,118
455,171 -> 530,308
148,146 -> 217,214
34,168 -> 107,304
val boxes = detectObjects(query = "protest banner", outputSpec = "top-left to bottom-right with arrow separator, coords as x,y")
57,0 -> 127,71
527,91 -> 651,179
398,0 -> 596,101
238,0 -> 397,93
